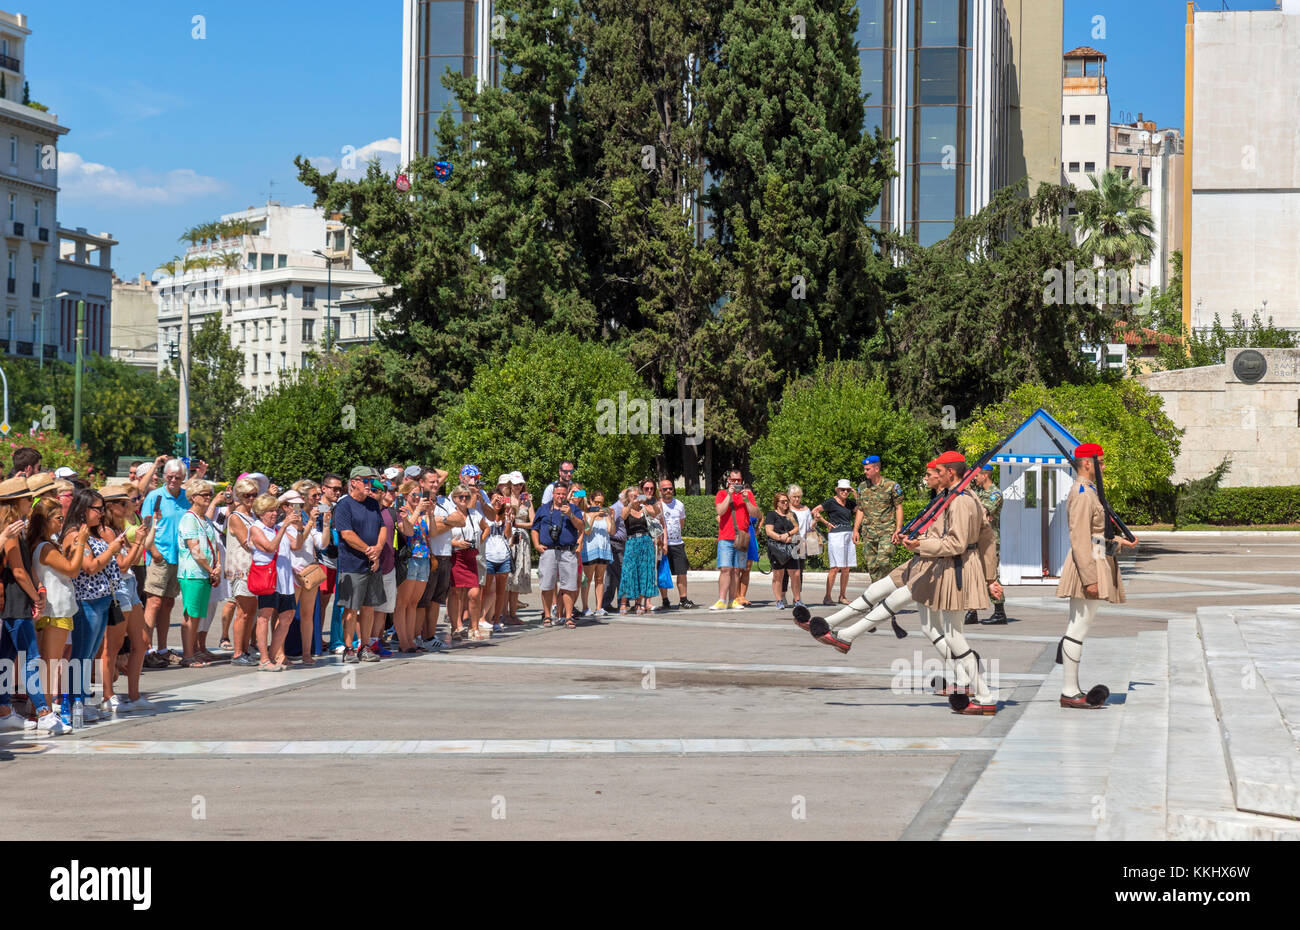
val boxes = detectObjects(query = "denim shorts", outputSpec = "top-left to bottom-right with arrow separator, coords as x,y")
716,538 -> 747,570
405,556 -> 431,583
485,558 -> 513,576
115,569 -> 143,610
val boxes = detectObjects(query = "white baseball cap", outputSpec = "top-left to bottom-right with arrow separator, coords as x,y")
509,471 -> 525,484
277,490 -> 305,505
403,465 -> 423,479
54,466 -> 78,479
836,479 -> 853,490
243,472 -> 270,494
383,467 -> 402,481
497,474 -> 512,486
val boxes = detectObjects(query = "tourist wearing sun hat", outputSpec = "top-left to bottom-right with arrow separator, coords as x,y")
27,472 -> 57,501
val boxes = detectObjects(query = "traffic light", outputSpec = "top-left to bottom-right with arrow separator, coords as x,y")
173,432 -> 186,457
168,341 -> 179,362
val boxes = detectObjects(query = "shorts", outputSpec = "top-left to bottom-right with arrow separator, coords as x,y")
115,570 -> 143,610
378,571 -> 397,613
716,538 -> 747,570
666,543 -> 689,577
143,560 -> 181,599
257,592 -> 295,614
179,577 -> 213,618
405,556 -> 431,583
583,557 -> 610,567
538,548 -> 579,591
320,565 -> 337,596
485,557 -> 513,575
420,556 -> 451,607
35,616 -> 74,632
230,575 -> 252,600
827,531 -> 856,569
337,571 -> 385,612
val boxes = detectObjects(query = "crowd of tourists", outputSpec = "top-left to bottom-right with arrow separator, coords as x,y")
0,446 -> 910,736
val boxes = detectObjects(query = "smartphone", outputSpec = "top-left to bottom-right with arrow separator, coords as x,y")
141,516 -> 154,531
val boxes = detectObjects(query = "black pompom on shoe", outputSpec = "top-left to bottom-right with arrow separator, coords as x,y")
949,693 -> 971,712
1086,684 -> 1110,707
792,604 -> 812,632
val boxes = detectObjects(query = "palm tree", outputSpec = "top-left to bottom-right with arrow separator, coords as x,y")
1074,169 -> 1156,270
219,251 -> 242,273
156,257 -> 185,278
184,255 -> 213,273
178,227 -> 202,250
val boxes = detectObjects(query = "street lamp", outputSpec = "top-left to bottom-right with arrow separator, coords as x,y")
37,290 -> 71,369
312,249 -> 342,352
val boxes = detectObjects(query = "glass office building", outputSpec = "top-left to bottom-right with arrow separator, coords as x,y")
401,0 -> 498,166
858,0 -> 1012,245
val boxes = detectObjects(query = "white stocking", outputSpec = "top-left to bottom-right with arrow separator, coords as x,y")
826,576 -> 897,630
1061,598 -> 1100,697
840,584 -> 911,643
942,610 -> 992,704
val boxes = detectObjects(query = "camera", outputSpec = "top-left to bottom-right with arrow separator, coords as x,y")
548,521 -> 563,544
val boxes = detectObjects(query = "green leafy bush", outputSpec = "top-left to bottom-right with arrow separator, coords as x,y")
749,361 -> 934,508
438,334 -> 661,497
1189,486 -> 1300,526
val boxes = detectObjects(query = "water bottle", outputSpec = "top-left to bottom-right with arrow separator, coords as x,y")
71,700 -> 83,731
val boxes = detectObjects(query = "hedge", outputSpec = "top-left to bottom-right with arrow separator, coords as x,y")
1184,486 -> 1300,526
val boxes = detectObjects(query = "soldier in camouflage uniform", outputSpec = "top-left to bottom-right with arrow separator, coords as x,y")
853,455 -> 904,581
967,463 -> 1008,625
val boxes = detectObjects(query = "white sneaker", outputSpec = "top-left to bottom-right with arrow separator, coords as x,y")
332,645 -> 345,655
0,711 -> 25,732
120,696 -> 159,715
80,703 -> 103,722
99,696 -> 123,716
36,711 -> 69,735
594,609 -> 608,618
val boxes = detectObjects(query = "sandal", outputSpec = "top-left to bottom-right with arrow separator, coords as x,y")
565,618 -> 577,629
180,656 -> 210,669
219,639 -> 233,650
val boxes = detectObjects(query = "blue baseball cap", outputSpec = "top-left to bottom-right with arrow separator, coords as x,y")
981,464 -> 993,472
460,465 -> 481,478
862,455 -> 881,466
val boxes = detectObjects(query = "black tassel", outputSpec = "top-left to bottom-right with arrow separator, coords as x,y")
891,617 -> 908,639
1055,638 -> 1064,664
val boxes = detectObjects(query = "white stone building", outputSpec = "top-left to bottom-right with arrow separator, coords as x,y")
1108,119 -> 1183,296
1186,4 -> 1300,332
1061,46 -> 1109,193
153,203 -> 383,397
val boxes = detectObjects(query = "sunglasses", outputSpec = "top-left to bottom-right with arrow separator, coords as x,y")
86,505 -> 105,512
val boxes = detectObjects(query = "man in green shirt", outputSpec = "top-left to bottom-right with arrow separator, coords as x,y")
853,456 -> 903,582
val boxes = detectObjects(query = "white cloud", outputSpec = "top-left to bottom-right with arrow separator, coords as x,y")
308,137 -> 402,180
58,151 -> 227,204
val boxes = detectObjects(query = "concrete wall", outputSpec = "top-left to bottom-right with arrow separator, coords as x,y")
1143,348 -> 1300,487
1003,0 -> 1064,196
1062,92 -> 1108,188
1190,11 -> 1300,329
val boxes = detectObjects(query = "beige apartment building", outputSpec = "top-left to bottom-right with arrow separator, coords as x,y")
1109,118 -> 1183,295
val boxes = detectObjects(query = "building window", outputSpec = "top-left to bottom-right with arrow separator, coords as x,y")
279,317 -> 286,342
32,199 -> 40,228
33,143 -> 40,171
303,287 -> 315,308
260,254 -> 273,271
1142,168 -> 1150,186
248,252 -> 257,268
241,322 -> 247,342
1068,162 -> 1080,173
1119,166 -> 1130,179
1068,114 -> 1080,125
251,353 -> 257,373
1084,161 -> 1096,173
7,193 -> 13,222
265,352 -> 271,372
7,135 -> 14,163
277,254 -> 287,267
350,313 -> 357,336
32,257 -> 39,284
1118,132 -> 1130,145
301,353 -> 312,369
1084,114 -> 1096,125
302,319 -> 314,342
280,352 -> 286,370
6,251 -> 13,281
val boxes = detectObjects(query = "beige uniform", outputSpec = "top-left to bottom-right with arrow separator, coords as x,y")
1055,481 -> 1125,604
889,493 -> 997,592
906,490 -> 990,611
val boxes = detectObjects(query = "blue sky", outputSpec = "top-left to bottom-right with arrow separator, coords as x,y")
28,0 -> 1283,279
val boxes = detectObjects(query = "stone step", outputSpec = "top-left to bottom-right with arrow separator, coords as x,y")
942,635 -> 1135,840
1096,630 -> 1168,840
1165,614 -> 1300,839
1197,607 -> 1300,820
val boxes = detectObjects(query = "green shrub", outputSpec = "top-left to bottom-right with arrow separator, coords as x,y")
1198,486 -> 1300,526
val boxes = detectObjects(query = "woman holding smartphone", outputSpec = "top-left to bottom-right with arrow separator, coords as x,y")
506,474 -> 534,624
100,485 -> 157,714
448,485 -> 488,641
480,492 -> 514,632
580,491 -> 613,617
249,494 -> 298,671
65,488 -> 128,720
618,487 -> 659,615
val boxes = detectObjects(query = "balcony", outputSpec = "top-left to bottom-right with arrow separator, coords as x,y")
37,227 -> 48,242
0,54 -> 19,73
6,221 -> 21,238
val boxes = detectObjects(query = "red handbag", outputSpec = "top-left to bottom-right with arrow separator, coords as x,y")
247,559 -> 276,595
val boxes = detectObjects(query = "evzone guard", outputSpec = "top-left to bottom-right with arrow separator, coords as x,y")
796,451 -> 1004,716
1053,441 -> 1139,708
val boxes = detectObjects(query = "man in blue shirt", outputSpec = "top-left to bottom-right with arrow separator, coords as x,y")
142,457 -> 206,666
530,482 -> 587,625
333,466 -> 386,663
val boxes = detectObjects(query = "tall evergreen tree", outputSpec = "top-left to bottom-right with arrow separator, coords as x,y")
296,0 -> 591,448
576,0 -> 723,490
187,315 -> 248,477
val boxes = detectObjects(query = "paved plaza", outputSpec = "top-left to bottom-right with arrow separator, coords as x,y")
2,534 -> 1299,840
